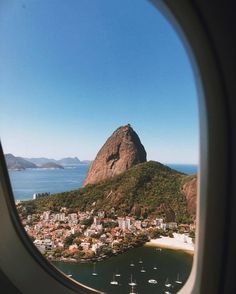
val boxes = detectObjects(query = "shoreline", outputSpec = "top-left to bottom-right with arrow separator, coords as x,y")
145,236 -> 194,255
50,237 -> 194,264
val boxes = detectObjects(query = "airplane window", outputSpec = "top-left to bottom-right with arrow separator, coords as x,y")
0,1 -> 199,293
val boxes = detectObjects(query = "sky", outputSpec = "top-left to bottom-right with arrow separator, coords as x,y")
0,0 -> 199,164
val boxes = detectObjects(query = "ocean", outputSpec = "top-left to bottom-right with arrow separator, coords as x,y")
9,165 -> 90,201
9,163 -> 197,201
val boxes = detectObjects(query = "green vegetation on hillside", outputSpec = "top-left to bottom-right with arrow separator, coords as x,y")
20,161 -> 195,223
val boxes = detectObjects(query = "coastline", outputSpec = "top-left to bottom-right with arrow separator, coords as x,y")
145,236 -> 194,255
49,237 -> 194,264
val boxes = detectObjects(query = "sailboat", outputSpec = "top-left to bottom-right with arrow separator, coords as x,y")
138,259 -> 143,264
92,263 -> 98,276
128,274 -> 137,286
130,261 -> 135,267
153,266 -> 157,270
129,285 -> 136,294
165,278 -> 172,287
164,292 -> 171,294
140,267 -> 146,273
115,270 -> 121,277
110,274 -> 118,285
148,279 -> 157,284
175,273 -> 183,284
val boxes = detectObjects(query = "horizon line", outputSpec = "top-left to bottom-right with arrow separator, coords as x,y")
4,152 -> 198,166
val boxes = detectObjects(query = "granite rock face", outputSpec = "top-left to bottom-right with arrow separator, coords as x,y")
182,176 -> 197,216
83,125 -> 147,186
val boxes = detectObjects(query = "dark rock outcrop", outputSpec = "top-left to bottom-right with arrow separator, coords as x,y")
83,124 -> 147,186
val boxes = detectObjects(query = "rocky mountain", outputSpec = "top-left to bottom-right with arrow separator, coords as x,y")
20,125 -> 197,223
182,175 -> 197,216
22,161 -> 197,223
83,124 -> 147,186
5,154 -> 37,170
40,162 -> 64,169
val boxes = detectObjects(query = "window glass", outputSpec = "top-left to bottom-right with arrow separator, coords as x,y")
0,1 -> 198,293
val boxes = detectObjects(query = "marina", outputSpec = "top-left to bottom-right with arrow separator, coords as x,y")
53,245 -> 192,294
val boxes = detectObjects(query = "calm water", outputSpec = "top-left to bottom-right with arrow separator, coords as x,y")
53,246 -> 193,294
167,164 -> 197,175
9,165 -> 90,200
9,163 -> 197,201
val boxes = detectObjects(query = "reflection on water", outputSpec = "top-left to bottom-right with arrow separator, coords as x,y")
53,246 -> 193,294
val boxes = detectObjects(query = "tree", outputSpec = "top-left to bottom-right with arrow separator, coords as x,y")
168,230 -> 174,238
64,234 -> 75,248
149,229 -> 161,239
100,246 -> 113,256
73,237 -> 81,246
81,218 -> 93,226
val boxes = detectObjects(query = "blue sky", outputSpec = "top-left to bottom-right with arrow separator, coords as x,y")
0,0 -> 199,164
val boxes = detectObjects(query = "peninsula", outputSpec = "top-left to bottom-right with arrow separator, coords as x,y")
17,125 -> 197,263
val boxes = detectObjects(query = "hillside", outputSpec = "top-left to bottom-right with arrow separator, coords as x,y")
57,157 -> 81,166
40,162 -> 64,169
25,157 -> 57,165
5,154 -> 37,170
20,161 -> 196,223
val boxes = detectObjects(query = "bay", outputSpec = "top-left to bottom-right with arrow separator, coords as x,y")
53,246 -> 193,294
9,165 -> 90,200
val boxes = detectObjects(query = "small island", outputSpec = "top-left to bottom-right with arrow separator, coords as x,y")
40,162 -> 64,169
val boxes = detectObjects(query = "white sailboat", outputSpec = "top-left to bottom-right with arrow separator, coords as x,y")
165,278 -> 172,288
153,266 -> 157,270
175,273 -> 183,284
138,259 -> 143,264
130,261 -> 135,267
140,267 -> 146,273
148,279 -> 157,284
129,285 -> 136,294
128,274 -> 137,286
92,263 -> 98,276
110,274 -> 118,285
115,272 -> 121,277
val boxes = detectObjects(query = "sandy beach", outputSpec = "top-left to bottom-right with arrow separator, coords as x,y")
145,236 -> 194,254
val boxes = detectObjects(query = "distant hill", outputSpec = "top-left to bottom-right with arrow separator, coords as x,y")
57,157 -> 81,166
24,156 -> 90,166
5,154 -> 37,170
40,162 -> 64,169
21,161 -> 197,223
25,157 -> 57,166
